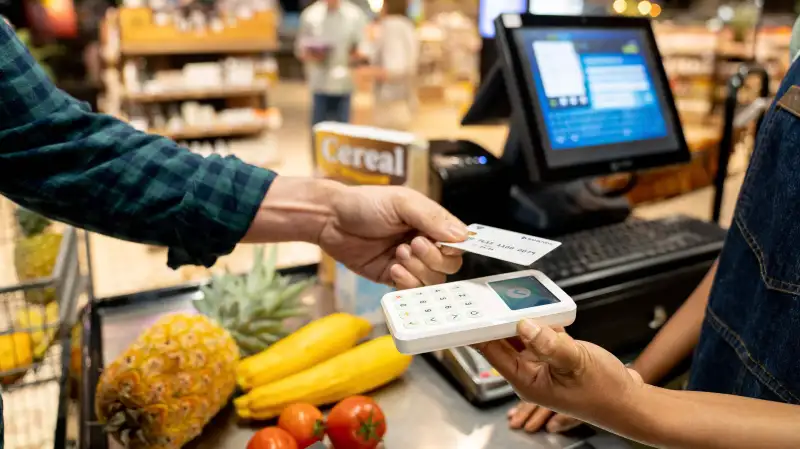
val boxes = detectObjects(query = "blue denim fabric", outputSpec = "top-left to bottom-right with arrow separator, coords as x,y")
687,55 -> 800,404
311,93 -> 352,126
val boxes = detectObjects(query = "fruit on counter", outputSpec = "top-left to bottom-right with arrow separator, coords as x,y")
278,403 -> 325,449
237,313 -> 372,391
197,246 -> 312,358
247,427 -> 298,449
235,335 -> 412,420
199,246 -> 312,357
327,396 -> 386,449
14,302 -> 60,360
0,332 -> 33,385
13,207 -> 63,305
95,245 -> 313,449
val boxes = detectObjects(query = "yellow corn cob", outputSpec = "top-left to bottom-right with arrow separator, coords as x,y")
234,335 -> 412,420
236,313 -> 371,391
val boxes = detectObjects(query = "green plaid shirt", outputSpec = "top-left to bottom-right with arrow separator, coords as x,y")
0,22 -> 276,268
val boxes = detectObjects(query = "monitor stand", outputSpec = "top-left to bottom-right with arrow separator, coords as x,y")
499,124 -> 632,237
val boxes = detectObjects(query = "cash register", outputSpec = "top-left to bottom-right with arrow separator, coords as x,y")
428,13 -> 728,405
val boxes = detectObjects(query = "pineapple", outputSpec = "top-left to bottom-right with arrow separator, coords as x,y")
13,207 -> 63,305
95,246 -> 313,449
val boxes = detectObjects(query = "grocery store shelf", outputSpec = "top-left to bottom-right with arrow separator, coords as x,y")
120,40 -> 278,56
149,122 -> 269,140
123,83 -> 270,102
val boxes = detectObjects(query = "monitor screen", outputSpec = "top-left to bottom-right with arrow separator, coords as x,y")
488,276 -> 560,311
479,0 -> 527,39
511,25 -> 684,170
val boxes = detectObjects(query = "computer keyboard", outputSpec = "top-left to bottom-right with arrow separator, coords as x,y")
535,215 -> 727,283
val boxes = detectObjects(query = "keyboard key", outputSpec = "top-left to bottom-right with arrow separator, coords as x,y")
446,313 -> 462,322
397,310 -> 412,320
421,307 -> 436,316
467,310 -> 483,318
461,300 -> 477,309
425,316 -> 442,326
441,303 -> 456,312
417,298 -> 431,307
396,301 -> 412,310
404,320 -> 421,329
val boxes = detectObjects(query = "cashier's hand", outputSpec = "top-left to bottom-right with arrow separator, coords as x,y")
477,321 -> 644,430
321,185 -> 468,288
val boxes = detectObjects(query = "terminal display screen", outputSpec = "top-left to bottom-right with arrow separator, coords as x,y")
514,27 -> 681,168
488,276 -> 561,311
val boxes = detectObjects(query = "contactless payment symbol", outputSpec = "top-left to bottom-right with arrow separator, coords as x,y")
506,288 -> 531,299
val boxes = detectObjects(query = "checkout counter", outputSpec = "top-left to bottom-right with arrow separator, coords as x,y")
80,13 -> 729,449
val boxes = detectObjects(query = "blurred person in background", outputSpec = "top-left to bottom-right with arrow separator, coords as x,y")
366,0 -> 419,131
296,0 -> 368,131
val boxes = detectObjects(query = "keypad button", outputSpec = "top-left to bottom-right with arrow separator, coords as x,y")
441,303 -> 456,312
390,293 -> 405,301
461,300 -> 477,309
425,316 -> 442,326
453,292 -> 470,300
410,291 -> 426,300
404,320 -> 421,329
431,287 -> 447,294
467,310 -> 483,318
449,284 -> 464,291
396,301 -> 412,310
421,307 -> 436,316
396,310 -> 412,320
446,312 -> 462,322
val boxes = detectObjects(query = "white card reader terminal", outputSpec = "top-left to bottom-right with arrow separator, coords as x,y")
382,270 -> 577,355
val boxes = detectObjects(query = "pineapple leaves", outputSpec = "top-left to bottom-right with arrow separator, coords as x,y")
193,245 -> 314,355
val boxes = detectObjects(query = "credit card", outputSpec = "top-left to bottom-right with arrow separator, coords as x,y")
440,224 -> 561,266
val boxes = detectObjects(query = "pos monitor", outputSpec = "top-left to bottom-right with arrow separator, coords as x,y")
483,13 -> 690,183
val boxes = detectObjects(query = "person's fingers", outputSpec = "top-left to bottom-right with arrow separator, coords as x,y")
393,190 -> 468,243
545,413 -> 582,434
440,246 -> 464,257
508,402 -> 537,429
518,320 -> 584,375
389,263 -> 424,290
473,340 -> 521,377
395,244 -> 446,286
410,237 -> 463,274
524,407 -> 555,433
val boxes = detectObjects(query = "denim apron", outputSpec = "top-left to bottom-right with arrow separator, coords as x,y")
687,55 -> 800,404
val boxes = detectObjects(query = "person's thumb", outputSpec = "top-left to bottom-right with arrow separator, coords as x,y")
518,320 -> 584,376
393,190 -> 468,242
546,413 -> 582,433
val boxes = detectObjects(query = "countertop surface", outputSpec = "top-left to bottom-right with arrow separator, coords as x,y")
93,284 -> 633,449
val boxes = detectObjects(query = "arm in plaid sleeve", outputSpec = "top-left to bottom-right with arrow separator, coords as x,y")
0,22 -> 275,268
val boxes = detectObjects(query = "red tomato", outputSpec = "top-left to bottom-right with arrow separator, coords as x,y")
326,396 -> 386,449
247,427 -> 298,449
278,403 -> 326,449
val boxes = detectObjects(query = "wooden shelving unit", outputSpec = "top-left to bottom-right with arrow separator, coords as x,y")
99,6 -> 282,167
122,83 -> 270,102
120,40 -> 279,56
150,122 -> 269,141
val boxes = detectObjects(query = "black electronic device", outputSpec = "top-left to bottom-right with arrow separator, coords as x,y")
437,13 -> 693,235
494,13 -> 690,182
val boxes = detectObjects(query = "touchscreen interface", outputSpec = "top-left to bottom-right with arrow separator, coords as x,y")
518,28 -> 669,151
488,276 -> 561,311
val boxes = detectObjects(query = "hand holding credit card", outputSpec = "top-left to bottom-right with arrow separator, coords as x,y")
439,224 -> 561,266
